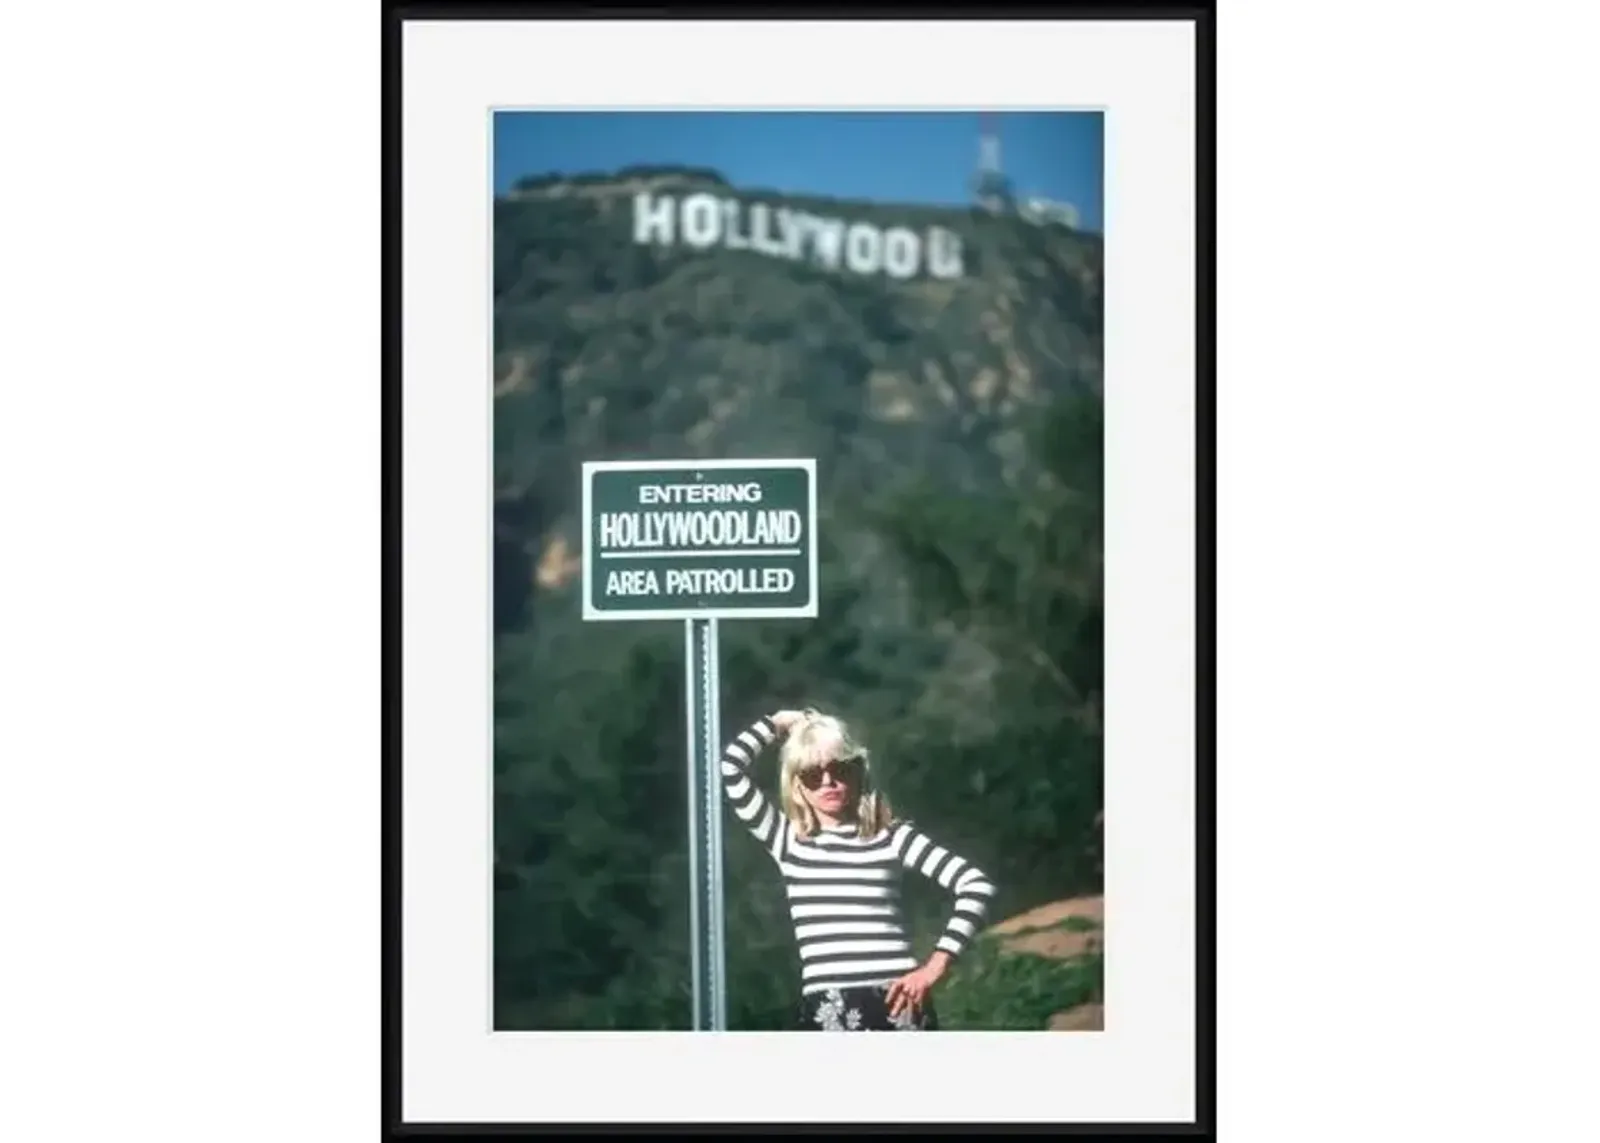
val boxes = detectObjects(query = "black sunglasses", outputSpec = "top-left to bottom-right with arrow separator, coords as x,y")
798,756 -> 863,790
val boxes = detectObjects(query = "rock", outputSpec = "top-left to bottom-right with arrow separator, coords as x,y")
1047,1003 -> 1103,1031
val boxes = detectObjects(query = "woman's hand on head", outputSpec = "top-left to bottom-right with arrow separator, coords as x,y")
770,710 -> 805,735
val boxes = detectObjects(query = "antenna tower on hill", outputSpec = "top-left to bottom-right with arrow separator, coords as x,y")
973,111 -> 1014,213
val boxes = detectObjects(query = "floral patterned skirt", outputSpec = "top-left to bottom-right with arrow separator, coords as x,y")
799,983 -> 940,1031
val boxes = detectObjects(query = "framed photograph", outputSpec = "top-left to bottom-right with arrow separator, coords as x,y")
387,6 -> 1214,1135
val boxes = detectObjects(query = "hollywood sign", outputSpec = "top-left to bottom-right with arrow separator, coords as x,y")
633,191 -> 965,281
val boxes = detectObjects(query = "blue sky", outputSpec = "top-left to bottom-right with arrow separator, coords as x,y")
493,111 -> 1103,232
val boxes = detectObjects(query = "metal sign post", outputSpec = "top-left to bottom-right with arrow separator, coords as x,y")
582,458 -> 818,1031
684,616 -> 725,1029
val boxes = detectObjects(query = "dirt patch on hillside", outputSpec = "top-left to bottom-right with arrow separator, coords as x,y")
1048,1003 -> 1103,1031
989,895 -> 1103,1031
991,895 -> 1103,960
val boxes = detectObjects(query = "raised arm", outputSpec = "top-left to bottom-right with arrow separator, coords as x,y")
718,713 -> 791,862
895,822 -> 999,959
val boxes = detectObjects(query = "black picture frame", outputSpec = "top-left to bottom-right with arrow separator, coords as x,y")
383,4 -> 1215,1136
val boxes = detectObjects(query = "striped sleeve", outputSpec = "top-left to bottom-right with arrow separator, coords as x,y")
718,716 -> 788,862
896,823 -> 999,959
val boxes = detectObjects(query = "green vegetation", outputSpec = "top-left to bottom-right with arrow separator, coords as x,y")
940,929 -> 1104,1032
492,166 -> 1104,1031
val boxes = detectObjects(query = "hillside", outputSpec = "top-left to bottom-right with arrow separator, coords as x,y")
940,896 -> 1105,1031
492,167 -> 1105,1032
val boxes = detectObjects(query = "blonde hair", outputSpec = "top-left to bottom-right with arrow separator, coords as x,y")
777,708 -> 894,841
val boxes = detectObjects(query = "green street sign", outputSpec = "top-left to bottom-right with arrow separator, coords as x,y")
580,458 -> 818,622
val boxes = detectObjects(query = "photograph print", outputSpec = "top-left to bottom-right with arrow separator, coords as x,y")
492,109 -> 1108,1035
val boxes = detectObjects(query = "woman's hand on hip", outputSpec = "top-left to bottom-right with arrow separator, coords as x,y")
885,954 -> 950,1019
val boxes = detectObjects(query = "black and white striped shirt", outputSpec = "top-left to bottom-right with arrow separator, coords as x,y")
720,716 -> 999,996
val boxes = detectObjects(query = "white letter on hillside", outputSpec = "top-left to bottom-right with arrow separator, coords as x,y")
750,204 -> 788,257
681,193 -> 721,248
722,199 -> 750,250
844,223 -> 883,275
882,227 -> 920,280
775,209 -> 806,260
633,192 -> 675,245
808,216 -> 845,269
927,226 -> 964,279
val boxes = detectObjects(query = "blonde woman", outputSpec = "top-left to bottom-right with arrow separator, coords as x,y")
719,707 -> 998,1031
